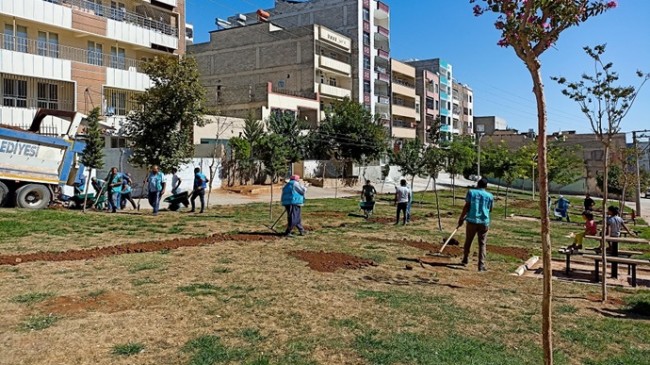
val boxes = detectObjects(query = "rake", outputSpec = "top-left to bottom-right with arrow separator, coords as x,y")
429,225 -> 461,258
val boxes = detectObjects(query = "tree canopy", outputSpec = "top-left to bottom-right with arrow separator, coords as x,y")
124,56 -> 206,173
80,107 -> 104,170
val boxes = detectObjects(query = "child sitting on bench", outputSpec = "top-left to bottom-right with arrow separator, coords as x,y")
567,211 -> 597,252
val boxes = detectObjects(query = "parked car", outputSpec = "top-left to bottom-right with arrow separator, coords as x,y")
645,189 -> 650,199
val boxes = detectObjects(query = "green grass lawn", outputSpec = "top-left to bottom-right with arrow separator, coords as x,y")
0,187 -> 648,365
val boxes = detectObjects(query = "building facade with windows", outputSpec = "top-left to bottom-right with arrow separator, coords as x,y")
390,59 -> 419,144
413,69 -> 440,144
188,22 -> 353,128
227,0 -> 391,116
0,0 -> 187,139
453,80 -> 473,135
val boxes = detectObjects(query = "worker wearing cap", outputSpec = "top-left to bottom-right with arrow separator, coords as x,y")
281,175 -> 308,237
145,165 -> 166,216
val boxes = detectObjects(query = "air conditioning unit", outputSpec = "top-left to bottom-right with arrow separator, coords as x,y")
380,113 -> 389,119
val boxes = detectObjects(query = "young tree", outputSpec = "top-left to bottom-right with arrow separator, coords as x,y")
553,44 -> 649,301
423,146 -> 447,231
124,57 -> 206,173
205,116 -> 234,206
390,139 -> 426,192
444,136 -> 475,205
80,107 -> 104,212
311,98 -> 388,174
242,115 -> 266,184
548,141 -> 584,186
472,1 -> 617,363
268,112 -> 308,170
258,133 -> 291,219
228,137 -> 252,185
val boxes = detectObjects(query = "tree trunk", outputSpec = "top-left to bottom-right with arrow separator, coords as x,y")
269,174 -> 274,220
528,63 -> 553,365
82,168 -> 93,213
601,145 -> 610,301
452,175 -> 456,206
433,177 -> 442,231
421,177 -> 431,205
505,184 -> 509,219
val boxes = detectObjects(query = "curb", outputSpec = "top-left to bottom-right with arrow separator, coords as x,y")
514,256 -> 540,276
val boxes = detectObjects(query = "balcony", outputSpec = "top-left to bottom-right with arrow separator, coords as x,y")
392,104 -> 418,120
375,70 -> 390,84
392,82 -> 416,98
154,0 -> 177,7
376,95 -> 390,105
53,0 -> 179,37
376,49 -> 390,61
375,1 -> 389,19
392,126 -> 417,140
319,83 -> 351,99
317,55 -> 351,76
440,91 -> 449,100
375,25 -> 389,39
1,0 -> 72,29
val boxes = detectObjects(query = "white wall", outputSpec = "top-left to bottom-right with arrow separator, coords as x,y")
105,67 -> 151,92
0,50 -> 72,81
0,0 -> 72,29
107,19 -> 179,50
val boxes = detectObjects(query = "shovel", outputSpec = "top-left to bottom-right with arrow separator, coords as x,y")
429,225 -> 461,258
265,208 -> 287,234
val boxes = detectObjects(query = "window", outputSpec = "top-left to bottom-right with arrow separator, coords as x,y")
435,100 -> 439,110
110,137 -> 127,148
88,41 -> 103,66
329,77 -> 337,87
469,95 -> 473,103
109,1 -> 126,21
277,80 -> 285,89
110,46 -> 126,69
363,80 -> 371,93
434,83 -> 439,93
363,32 -> 370,46
109,91 -> 126,115
363,56 -> 370,70
469,109 -> 473,116
426,97 -> 434,110
463,107 -> 468,116
3,78 -> 27,108
37,31 -> 59,58
363,9 -> 370,21
37,83 -> 58,109
3,24 -> 28,53
84,0 -> 104,16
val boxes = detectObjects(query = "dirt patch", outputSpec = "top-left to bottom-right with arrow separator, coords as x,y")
372,238 -> 530,260
39,291 -> 133,315
0,234 -> 278,266
586,293 -> 626,307
368,216 -> 420,224
289,250 -> 377,273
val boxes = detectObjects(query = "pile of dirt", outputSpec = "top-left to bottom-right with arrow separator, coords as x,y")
39,291 -> 133,315
0,233 -> 278,266
368,216 -> 420,224
289,250 -> 377,273
372,238 -> 530,260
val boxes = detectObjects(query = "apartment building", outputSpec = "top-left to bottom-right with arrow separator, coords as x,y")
407,58 -> 458,139
0,0 -> 186,139
229,0 -> 391,116
390,59 -> 418,144
453,80 -> 473,135
413,69 -> 440,143
188,23 -> 352,127
474,115 -> 508,135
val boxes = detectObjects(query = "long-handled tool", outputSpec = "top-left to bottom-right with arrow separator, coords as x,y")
265,208 -> 287,233
136,180 -> 147,211
430,225 -> 461,257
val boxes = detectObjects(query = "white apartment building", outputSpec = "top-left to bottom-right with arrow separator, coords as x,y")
0,0 -> 187,144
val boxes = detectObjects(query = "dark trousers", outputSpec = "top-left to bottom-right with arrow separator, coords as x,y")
121,192 -> 136,209
396,202 -> 408,224
107,191 -> 119,212
462,222 -> 489,270
191,189 -> 205,212
284,205 -> 304,235
148,191 -> 161,214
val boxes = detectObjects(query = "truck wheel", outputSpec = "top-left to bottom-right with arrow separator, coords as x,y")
0,181 -> 8,207
16,184 -> 51,210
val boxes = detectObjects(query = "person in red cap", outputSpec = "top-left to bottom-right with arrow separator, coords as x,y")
281,174 -> 308,237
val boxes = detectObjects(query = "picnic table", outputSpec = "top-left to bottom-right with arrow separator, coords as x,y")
584,235 -> 649,278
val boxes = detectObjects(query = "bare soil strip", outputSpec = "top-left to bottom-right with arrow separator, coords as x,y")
372,238 -> 530,260
0,234 -> 278,266
289,250 -> 378,272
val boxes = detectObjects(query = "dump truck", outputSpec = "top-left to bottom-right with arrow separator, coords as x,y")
0,109 -> 87,209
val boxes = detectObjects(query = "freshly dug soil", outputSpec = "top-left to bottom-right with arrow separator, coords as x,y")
368,216 -> 420,224
0,234 -> 277,266
289,250 -> 377,273
374,238 -> 530,260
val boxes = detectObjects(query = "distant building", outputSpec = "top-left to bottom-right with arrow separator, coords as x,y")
474,116 -> 508,135
413,69 -> 440,143
639,141 -> 650,172
453,81 -> 473,135
189,23 -> 353,127
390,60 -> 419,144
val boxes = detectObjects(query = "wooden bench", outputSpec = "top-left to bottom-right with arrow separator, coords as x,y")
559,248 -> 643,275
583,255 -> 650,287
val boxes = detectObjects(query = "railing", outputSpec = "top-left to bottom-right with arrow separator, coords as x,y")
393,120 -> 414,129
376,96 -> 390,105
377,49 -> 390,60
376,25 -> 389,37
392,78 -> 415,89
1,34 -> 146,72
49,0 -> 179,37
376,71 -> 390,82
377,1 -> 390,13
271,87 -> 317,100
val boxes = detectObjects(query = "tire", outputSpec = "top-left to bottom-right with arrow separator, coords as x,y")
0,181 -> 8,207
169,203 -> 180,211
15,184 -> 51,210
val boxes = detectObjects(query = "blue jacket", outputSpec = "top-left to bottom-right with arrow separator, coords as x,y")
281,181 -> 306,206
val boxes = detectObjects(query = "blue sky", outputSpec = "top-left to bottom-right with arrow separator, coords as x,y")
187,0 -> 650,136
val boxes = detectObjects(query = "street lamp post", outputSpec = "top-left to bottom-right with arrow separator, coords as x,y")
476,129 -> 485,178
